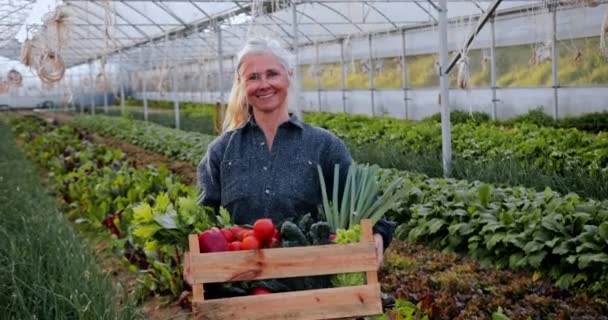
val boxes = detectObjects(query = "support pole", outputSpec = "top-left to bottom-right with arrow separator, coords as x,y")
551,5 -> 558,120
119,51 -> 125,113
438,0 -> 452,177
217,25 -> 225,104
490,16 -> 497,121
368,34 -> 375,116
401,29 -> 409,119
140,49 -> 148,121
340,38 -> 347,113
103,86 -> 108,113
315,42 -> 321,112
174,71 -> 180,130
291,0 -> 301,117
89,62 -> 95,115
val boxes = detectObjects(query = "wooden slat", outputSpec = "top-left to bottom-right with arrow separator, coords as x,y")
360,220 -> 379,285
190,241 -> 377,283
193,284 -> 383,320
188,234 -> 205,304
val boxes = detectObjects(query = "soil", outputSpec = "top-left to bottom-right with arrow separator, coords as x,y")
40,111 -> 197,185
87,132 -> 196,185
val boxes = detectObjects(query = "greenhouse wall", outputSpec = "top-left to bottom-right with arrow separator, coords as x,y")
133,86 -> 608,120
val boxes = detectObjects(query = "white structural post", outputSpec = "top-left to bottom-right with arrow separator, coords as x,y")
438,0 -> 452,177
551,5 -> 558,120
490,16 -> 497,121
103,83 -> 108,113
291,0 -> 300,117
120,51 -> 125,114
315,42 -> 321,111
340,38 -> 347,113
368,34 -> 375,116
174,70 -> 180,130
140,48 -> 148,121
89,62 -> 95,115
401,29 -> 409,119
217,25 -> 224,104
199,62 -> 204,103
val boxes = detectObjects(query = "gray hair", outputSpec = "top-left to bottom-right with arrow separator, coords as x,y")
236,37 -> 294,75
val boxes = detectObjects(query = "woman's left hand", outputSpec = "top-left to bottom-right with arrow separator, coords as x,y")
373,233 -> 384,270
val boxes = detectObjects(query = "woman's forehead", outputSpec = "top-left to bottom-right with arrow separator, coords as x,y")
240,53 -> 284,73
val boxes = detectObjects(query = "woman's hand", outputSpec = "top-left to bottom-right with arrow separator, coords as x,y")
373,233 -> 384,270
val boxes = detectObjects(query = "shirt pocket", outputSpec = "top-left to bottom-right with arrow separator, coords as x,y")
220,158 -> 250,205
278,158 -> 321,205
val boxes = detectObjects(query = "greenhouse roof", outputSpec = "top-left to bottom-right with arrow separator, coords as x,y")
1,0 -> 593,71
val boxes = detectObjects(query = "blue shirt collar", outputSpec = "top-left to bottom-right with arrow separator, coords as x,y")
244,113 -> 304,130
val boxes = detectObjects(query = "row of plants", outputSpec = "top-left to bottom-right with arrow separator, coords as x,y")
72,114 -> 608,296
96,106 -> 216,135
9,115 -> 216,302
0,120 -> 138,319
381,168 -> 608,295
72,115 -> 215,165
304,112 -> 608,176
304,112 -> 608,199
424,108 -> 608,133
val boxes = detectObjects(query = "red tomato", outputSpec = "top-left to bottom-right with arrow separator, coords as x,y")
234,229 -> 251,241
228,241 -> 242,251
220,228 -> 234,242
251,287 -> 272,295
254,219 -> 275,242
241,236 -> 261,250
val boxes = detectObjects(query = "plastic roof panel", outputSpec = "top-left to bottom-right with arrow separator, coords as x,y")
0,0 -> 563,68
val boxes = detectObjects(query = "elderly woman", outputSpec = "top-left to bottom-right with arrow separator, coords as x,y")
186,37 -> 395,293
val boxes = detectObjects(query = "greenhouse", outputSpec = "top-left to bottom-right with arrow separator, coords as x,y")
1,0 -> 608,319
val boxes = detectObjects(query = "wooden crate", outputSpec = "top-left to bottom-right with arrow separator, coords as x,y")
187,219 -> 382,320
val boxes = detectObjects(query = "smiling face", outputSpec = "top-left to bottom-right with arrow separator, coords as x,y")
239,52 -> 290,115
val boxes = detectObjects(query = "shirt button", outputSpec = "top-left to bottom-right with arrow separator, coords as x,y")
307,160 -> 312,165
260,142 -> 265,146
263,166 -> 268,171
265,189 -> 270,195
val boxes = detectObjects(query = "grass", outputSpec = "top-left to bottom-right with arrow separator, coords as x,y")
0,122 -> 139,320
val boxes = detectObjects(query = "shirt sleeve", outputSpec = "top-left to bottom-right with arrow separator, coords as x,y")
321,135 -> 353,202
197,141 -> 222,211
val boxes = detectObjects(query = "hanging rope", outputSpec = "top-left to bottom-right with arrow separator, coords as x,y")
601,8 -> 608,60
21,39 -> 35,68
37,49 -> 66,85
456,14 -> 476,90
7,69 -> 23,87
0,80 -> 10,94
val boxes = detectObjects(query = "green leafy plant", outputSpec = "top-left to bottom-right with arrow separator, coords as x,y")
317,162 -> 406,231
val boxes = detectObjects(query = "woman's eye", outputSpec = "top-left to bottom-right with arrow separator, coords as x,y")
247,74 -> 258,81
268,71 -> 279,77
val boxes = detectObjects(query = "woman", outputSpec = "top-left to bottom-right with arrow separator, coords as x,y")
185,37 -> 395,287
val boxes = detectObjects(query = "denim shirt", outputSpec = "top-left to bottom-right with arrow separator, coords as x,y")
197,115 -> 396,248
